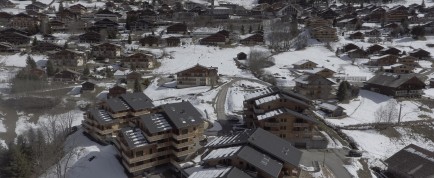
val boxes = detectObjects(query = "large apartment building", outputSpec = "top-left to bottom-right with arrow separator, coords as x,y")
114,101 -> 205,176
82,92 -> 154,143
243,87 -> 327,148
83,94 -> 205,176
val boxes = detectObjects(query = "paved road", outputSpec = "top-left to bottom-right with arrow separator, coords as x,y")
300,149 -> 352,178
213,77 -> 271,135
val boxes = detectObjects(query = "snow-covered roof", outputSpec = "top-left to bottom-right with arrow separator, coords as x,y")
244,87 -> 278,100
120,127 -> 149,149
203,146 -> 242,161
255,94 -> 280,106
318,103 -> 342,111
206,129 -> 255,148
257,108 -> 284,120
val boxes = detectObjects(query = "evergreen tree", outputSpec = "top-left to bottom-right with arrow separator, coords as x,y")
130,63 -> 137,71
241,25 -> 245,35
59,2 -> 64,12
142,78 -> 150,87
337,81 -> 350,102
422,0 -> 426,7
26,56 -> 37,69
64,42 -> 68,49
128,34 -> 132,44
46,60 -> 55,76
83,66 -> 90,76
228,23 -> 233,32
2,142 -> 32,178
133,78 -> 142,92
248,25 -> 252,33
32,37 -> 37,46
105,67 -> 113,78
257,25 -> 261,31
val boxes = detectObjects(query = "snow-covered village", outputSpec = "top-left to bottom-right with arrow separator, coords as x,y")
1,0 -> 434,177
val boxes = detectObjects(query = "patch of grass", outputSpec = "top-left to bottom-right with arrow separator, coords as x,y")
407,124 -> 434,142
357,159 -> 372,178
378,126 -> 401,139
418,114 -> 431,119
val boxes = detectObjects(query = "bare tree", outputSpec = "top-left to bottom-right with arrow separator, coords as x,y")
374,100 -> 399,123
247,49 -> 274,76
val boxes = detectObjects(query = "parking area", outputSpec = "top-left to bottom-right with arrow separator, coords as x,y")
300,148 -> 352,178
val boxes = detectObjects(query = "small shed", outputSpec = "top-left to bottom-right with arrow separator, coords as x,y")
81,81 -> 95,92
318,103 -> 345,117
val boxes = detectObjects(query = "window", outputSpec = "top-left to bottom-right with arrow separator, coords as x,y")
136,151 -> 143,157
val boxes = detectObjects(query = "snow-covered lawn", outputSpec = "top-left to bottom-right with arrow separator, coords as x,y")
225,80 -> 266,115
343,127 -> 434,161
153,45 -> 262,77
42,127 -> 127,178
0,54 -> 48,67
325,90 -> 434,126
144,79 -> 211,101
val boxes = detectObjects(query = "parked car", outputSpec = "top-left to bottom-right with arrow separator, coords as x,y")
348,149 -> 363,157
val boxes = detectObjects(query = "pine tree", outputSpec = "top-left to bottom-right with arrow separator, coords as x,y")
241,25 -> 245,35
26,56 -> 37,69
130,63 -> 137,71
422,0 -> 426,7
64,42 -> 68,49
248,25 -> 252,33
142,78 -> 150,87
59,2 -> 64,12
337,81 -> 350,102
128,34 -> 132,44
32,37 -> 37,46
133,78 -> 142,92
46,60 -> 55,76
2,142 -> 32,178
83,66 -> 90,76
105,67 -> 113,78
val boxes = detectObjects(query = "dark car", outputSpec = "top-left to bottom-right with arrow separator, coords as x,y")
348,149 -> 363,157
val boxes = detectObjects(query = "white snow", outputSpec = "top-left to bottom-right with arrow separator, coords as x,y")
203,146 -> 241,160
0,54 -> 48,67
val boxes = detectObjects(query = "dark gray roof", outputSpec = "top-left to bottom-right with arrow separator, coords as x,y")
366,73 -> 424,88
106,98 -> 130,112
188,166 -> 252,178
237,146 -> 283,178
257,108 -> 318,124
160,101 -> 203,129
139,113 -> 173,134
120,127 -> 150,149
120,92 -> 154,111
224,167 -> 253,178
248,128 -> 302,167
385,144 -> 434,178
205,129 -> 255,148
89,108 -> 116,125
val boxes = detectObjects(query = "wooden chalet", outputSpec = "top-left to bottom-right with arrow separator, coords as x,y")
166,23 -> 187,34
53,69 -> 81,81
369,54 -> 398,66
364,73 -> 425,97
409,48 -> 431,60
108,85 -> 127,98
293,60 -> 318,69
385,144 -> 434,178
176,64 -> 218,88
240,33 -> 264,45
294,74 -> 335,99
79,31 -> 102,43
199,33 -> 227,46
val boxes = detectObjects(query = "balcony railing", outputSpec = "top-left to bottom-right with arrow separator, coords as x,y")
172,132 -> 196,140
263,122 -> 281,127
173,149 -> 194,157
82,121 -> 114,135
122,150 -> 171,164
144,132 -> 170,142
172,140 -> 194,149
123,158 -> 170,173
293,123 -> 310,127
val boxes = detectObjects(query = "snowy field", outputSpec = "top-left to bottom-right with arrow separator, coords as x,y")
42,127 -> 128,178
343,127 -> 434,161
153,45 -> 261,77
325,90 -> 434,126
0,54 -> 48,68
225,80 -> 266,115
144,79 -> 211,101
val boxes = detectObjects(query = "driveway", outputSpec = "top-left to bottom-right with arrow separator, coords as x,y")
300,149 -> 352,178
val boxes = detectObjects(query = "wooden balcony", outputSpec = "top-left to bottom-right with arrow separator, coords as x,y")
82,121 -> 114,135
122,150 -> 171,164
130,110 -> 150,117
172,140 -> 194,149
263,122 -> 282,127
144,132 -> 170,142
173,149 -> 194,158
293,123 -> 310,127
123,158 -> 170,173
109,111 -> 128,118
172,132 -> 196,140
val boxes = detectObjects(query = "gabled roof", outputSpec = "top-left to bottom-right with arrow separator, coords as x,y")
385,144 -> 434,178
120,127 -> 150,149
106,97 -> 131,112
188,167 -> 252,178
293,59 -> 317,66
89,108 -> 116,125
294,74 -> 335,85
205,129 -> 254,148
237,146 -> 283,178
120,92 -> 154,111
256,107 -> 318,124
139,113 -> 173,134
203,146 -> 242,161
247,128 -> 302,167
176,64 -> 217,74
160,101 -> 203,129
365,73 -> 425,88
